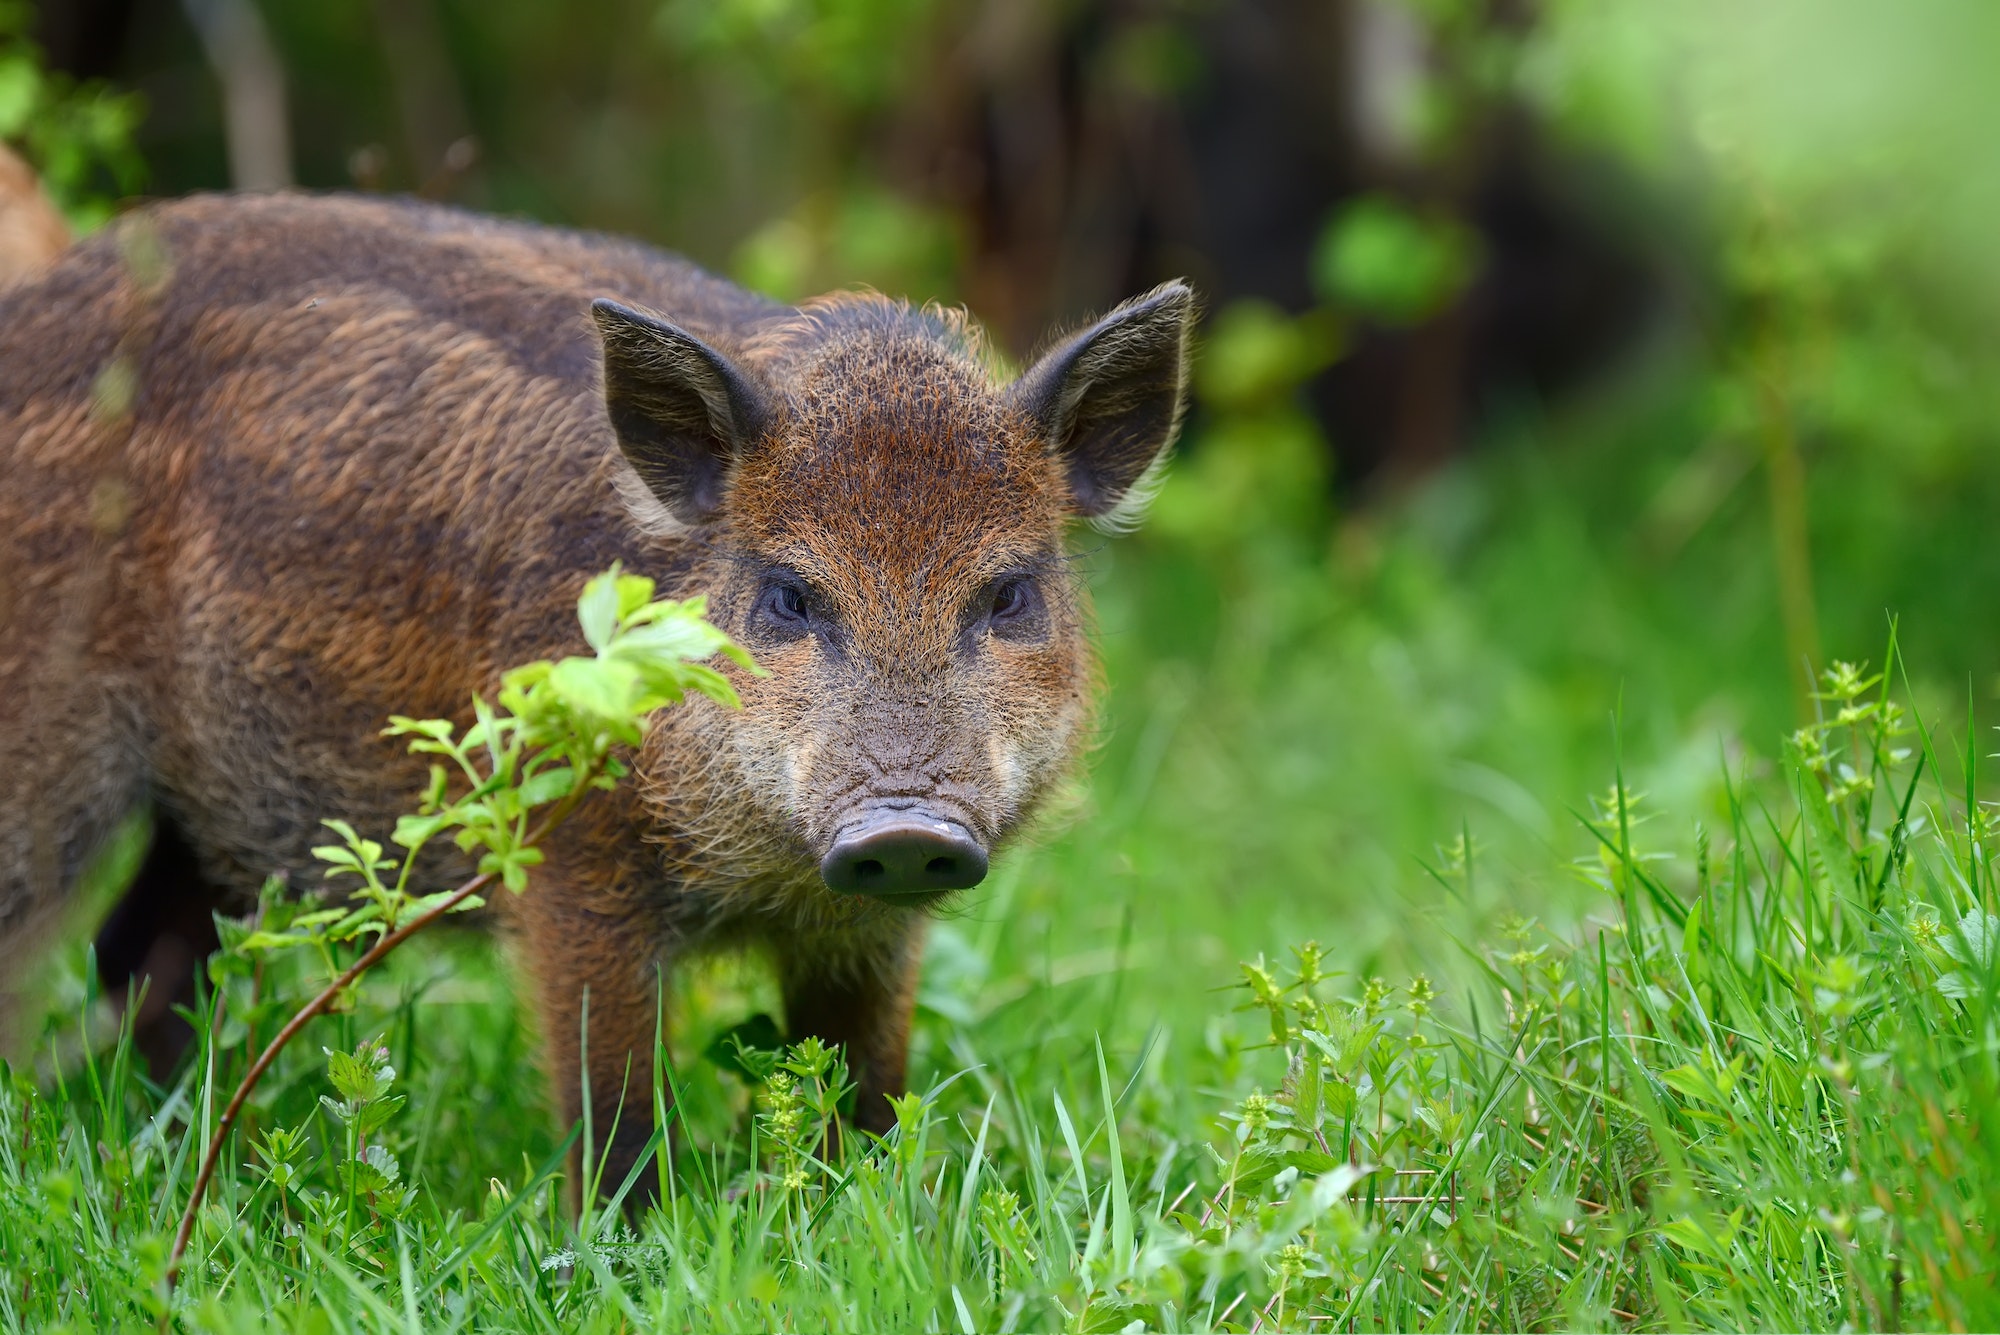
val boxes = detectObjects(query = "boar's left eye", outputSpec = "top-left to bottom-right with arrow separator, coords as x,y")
755,579 -> 813,638
987,577 -> 1046,640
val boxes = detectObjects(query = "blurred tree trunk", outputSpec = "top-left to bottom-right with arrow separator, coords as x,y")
179,0 -> 291,189
370,0 -> 480,198
887,0 -> 1654,492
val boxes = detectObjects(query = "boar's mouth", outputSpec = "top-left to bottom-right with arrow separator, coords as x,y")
819,805 -> 989,901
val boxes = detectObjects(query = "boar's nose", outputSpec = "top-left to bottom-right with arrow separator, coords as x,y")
820,810 -> 989,898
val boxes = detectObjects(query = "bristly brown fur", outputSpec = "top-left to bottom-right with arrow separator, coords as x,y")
0,190 -> 1192,1201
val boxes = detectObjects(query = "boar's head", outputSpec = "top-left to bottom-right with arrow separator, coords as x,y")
591,282 -> 1193,909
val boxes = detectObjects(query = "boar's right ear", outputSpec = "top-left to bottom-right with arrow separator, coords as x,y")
592,298 -> 772,527
1007,280 -> 1195,530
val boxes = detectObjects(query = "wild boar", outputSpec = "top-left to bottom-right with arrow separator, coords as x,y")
0,191 -> 1192,1194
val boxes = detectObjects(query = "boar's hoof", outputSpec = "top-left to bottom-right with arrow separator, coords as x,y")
820,810 -> 988,899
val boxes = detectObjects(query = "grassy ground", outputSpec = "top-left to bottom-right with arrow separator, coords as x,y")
6,402 -> 2000,1330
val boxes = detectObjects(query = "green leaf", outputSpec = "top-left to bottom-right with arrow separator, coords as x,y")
392,812 -> 453,850
1659,1215 -> 1722,1259
423,763 -> 449,811
1229,1146 -> 1290,1190
517,765 -> 576,808
469,695 -> 505,767
403,887 -> 487,917
614,571 -> 657,618
314,821 -> 389,877
501,660 -> 552,692
578,568 -> 623,652
236,930 -> 315,953
355,1094 -> 406,1137
480,846 -> 544,894
1943,911 -> 1999,969
343,1158 -> 395,1196
1303,1020 -> 1380,1078
1282,1148 -> 1344,1175
1661,1059 -> 1740,1108
327,905 -> 385,940
549,656 -> 641,721
1292,1051 -> 1323,1132
612,613 -> 734,665
668,661 -> 743,709
325,1046 -> 389,1104
1659,1207 -> 1745,1264
383,715 -> 454,742
1323,1077 -> 1357,1121
311,845 -> 363,872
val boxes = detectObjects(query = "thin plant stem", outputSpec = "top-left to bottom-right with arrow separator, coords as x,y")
162,775 -> 595,1296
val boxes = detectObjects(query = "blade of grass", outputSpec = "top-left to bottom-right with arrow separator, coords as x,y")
1095,1037 -> 1134,1275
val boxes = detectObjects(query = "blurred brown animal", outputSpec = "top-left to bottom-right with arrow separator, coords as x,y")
0,190 -> 1192,1195
0,143 -> 69,284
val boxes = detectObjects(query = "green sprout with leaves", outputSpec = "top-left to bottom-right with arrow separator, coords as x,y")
163,566 -> 753,1292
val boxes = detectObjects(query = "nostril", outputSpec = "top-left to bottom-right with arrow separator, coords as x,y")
856,858 -> 885,880
925,856 -> 954,876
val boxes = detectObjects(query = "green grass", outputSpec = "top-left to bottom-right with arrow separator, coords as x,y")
7,428 -> 2000,1330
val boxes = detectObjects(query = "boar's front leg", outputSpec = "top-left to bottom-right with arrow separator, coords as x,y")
512,867 -> 669,1209
779,920 -> 928,1135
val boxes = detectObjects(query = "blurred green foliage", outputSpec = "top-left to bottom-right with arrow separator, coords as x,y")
654,0 -> 943,109
1312,195 -> 1478,327
1011,0 -> 2000,999
1156,0 -> 2000,727
0,0 -> 143,227
731,185 -> 963,306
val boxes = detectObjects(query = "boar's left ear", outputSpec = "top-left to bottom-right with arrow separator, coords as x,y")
592,297 -> 773,527
1008,280 -> 1195,528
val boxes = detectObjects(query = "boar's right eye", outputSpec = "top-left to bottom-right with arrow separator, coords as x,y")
986,576 -> 1048,642
756,580 -> 812,636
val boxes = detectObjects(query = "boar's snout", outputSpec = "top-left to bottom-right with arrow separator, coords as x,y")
820,808 -> 989,899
